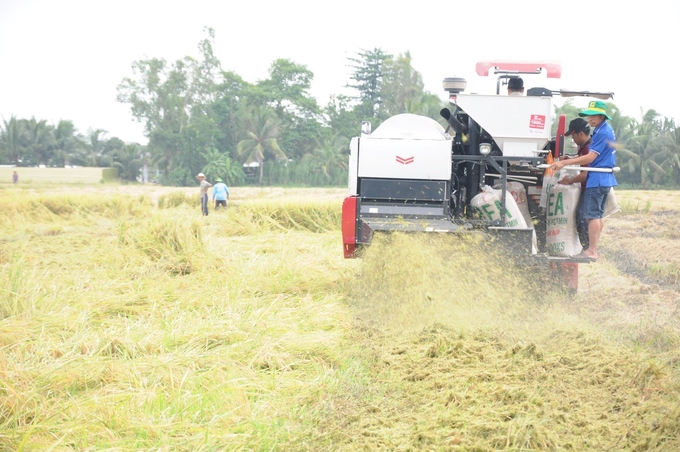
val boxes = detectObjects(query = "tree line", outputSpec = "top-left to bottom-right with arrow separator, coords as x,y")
2,28 -> 679,188
0,28 -> 443,186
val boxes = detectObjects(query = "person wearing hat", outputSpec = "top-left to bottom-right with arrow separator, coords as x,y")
197,172 -> 212,216
212,177 -> 230,210
551,100 -> 617,261
507,77 -> 524,96
558,117 -> 592,248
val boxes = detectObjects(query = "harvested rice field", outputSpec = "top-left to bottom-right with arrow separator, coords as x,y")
1,184 -> 679,451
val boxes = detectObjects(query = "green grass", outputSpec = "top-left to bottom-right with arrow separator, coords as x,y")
648,262 -> 680,285
619,198 -> 653,214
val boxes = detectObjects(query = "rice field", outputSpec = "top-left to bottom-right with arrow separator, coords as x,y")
1,184 -> 679,451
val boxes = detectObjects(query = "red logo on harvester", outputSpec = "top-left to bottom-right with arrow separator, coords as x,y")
396,155 -> 414,165
529,114 -> 546,130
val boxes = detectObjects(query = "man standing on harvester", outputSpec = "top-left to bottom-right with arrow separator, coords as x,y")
551,101 -> 617,262
558,118 -> 592,249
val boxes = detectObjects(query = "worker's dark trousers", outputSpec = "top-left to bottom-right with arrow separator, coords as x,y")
201,194 -> 209,216
576,191 -> 589,249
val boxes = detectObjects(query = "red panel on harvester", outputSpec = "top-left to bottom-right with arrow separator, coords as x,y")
342,196 -> 358,258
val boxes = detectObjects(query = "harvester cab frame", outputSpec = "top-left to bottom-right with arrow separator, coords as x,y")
342,61 -> 615,292
490,68 -> 549,95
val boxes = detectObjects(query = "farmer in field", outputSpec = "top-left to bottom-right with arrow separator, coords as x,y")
558,118 -> 591,249
212,177 -> 230,210
197,172 -> 212,216
13,171 -> 18,184
551,101 -> 617,262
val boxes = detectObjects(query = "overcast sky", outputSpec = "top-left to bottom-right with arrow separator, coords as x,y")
1,0 -> 679,144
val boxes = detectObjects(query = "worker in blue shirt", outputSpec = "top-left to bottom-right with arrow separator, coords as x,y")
551,100 -> 617,262
212,177 -> 230,209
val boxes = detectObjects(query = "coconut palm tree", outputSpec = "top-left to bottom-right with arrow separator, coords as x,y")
200,146 -> 225,181
301,133 -> 349,183
657,124 -> 680,186
52,120 -> 83,166
109,143 -> 144,181
25,117 -> 55,166
616,117 -> 665,188
83,128 -> 108,166
200,146 -> 245,186
222,153 -> 246,186
606,103 -> 635,147
0,116 -> 27,165
236,107 -> 286,184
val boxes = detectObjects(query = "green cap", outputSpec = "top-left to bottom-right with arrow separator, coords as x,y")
579,100 -> 611,120
215,178 -> 223,182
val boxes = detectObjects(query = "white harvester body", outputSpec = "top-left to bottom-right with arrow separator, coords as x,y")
454,94 -> 552,158
348,114 -> 453,196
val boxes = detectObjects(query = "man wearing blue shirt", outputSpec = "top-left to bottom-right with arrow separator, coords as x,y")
212,177 -> 230,210
551,100 -> 617,262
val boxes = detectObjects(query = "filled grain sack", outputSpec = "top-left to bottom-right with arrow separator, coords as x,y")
539,169 -> 564,209
472,185 -> 526,228
494,181 -> 533,227
471,185 -> 537,254
545,181 -> 582,256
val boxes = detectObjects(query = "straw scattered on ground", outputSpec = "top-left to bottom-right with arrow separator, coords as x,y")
1,184 -> 679,450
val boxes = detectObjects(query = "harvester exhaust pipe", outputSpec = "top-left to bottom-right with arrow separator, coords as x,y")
440,108 -> 468,135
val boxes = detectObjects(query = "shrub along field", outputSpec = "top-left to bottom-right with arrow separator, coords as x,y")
1,184 -> 679,451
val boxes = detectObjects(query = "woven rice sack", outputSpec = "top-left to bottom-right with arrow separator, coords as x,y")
471,186 -> 537,254
495,181 -> 533,227
545,182 -> 582,256
539,169 -> 565,209
471,186 -> 527,228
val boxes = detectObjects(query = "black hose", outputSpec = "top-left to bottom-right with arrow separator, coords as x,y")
440,108 -> 468,134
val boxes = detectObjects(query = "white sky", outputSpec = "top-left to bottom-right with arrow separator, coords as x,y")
1,0 -> 679,144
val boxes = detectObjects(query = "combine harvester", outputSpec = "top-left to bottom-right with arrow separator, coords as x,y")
341,61 -> 618,292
